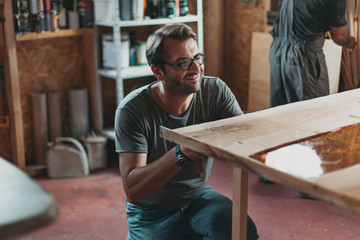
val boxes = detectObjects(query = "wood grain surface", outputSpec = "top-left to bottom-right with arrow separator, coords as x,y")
160,88 -> 360,213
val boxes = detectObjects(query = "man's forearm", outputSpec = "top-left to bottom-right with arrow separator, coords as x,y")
330,26 -> 357,49
120,148 -> 182,202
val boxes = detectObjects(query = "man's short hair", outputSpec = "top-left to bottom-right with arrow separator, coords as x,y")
146,23 -> 198,67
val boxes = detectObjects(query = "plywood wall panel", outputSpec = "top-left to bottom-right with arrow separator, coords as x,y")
203,0 -> 224,78
0,128 -> 11,159
223,1 -> 265,111
16,37 -> 88,162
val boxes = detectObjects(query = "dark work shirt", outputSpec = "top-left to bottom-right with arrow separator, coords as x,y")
114,77 -> 242,210
278,0 -> 347,41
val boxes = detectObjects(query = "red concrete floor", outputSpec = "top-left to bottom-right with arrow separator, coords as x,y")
14,159 -> 360,240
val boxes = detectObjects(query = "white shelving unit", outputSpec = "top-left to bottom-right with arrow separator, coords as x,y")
93,0 -> 204,139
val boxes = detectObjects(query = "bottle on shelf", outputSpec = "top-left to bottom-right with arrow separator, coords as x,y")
132,0 -> 145,20
123,0 -> 190,21
14,0 -> 94,33
120,0 -> 132,20
92,0 -> 203,136
179,0 -> 188,16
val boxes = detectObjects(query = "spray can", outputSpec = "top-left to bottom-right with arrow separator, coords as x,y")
165,0 -> 176,18
179,0 -> 188,16
132,0 -> 144,20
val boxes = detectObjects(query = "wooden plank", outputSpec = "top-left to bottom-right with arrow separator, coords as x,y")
3,0 -> 25,169
232,168 -> 248,240
160,88 -> 360,213
82,28 -> 101,133
348,0 -> 358,88
247,32 -> 271,112
357,21 -> 360,82
0,2 -> 11,160
349,0 -> 356,36
352,0 -> 359,88
15,29 -> 93,42
356,0 -> 360,79
203,0 -> 224,78
314,164 -> 360,194
349,50 -> 358,88
163,89 -> 360,157
324,40 -> 343,93
342,51 -> 355,89
345,0 -> 358,89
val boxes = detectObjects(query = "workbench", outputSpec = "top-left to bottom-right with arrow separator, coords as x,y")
160,88 -> 360,240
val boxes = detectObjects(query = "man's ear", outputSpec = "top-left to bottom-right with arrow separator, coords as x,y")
151,64 -> 165,81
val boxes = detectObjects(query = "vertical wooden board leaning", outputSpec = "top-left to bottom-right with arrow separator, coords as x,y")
3,1 -> 25,169
232,168 -> 248,240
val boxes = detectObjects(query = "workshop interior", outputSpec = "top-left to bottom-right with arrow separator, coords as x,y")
1,0 -> 360,239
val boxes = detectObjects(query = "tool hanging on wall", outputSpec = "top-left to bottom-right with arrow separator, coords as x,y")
0,16 -> 9,128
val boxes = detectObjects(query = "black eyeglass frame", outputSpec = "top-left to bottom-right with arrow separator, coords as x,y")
160,53 -> 205,71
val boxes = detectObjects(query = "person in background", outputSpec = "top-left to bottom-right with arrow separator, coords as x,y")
261,0 -> 357,187
270,0 -> 356,107
114,23 -> 259,240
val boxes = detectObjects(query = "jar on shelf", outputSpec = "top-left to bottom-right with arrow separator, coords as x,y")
136,41 -> 147,65
102,32 -> 130,69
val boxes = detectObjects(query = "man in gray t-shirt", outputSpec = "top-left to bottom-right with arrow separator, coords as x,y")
115,23 -> 258,240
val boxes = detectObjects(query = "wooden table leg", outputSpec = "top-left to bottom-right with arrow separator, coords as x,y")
232,167 -> 248,240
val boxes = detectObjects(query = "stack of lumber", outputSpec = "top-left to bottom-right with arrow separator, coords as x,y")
342,0 -> 360,90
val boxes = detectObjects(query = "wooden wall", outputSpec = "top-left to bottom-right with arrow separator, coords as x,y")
203,0 -> 224,79
0,1 -> 268,163
204,0 -> 268,111
0,3 -> 10,160
0,126 -> 11,160
15,35 -> 91,164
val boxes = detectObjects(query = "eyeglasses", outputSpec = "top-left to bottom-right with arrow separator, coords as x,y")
161,53 -> 205,70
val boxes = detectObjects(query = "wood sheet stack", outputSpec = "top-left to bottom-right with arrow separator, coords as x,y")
342,0 -> 360,90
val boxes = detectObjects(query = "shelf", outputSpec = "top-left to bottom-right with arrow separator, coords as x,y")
92,0 -> 203,135
98,65 -> 153,79
96,15 -> 201,27
16,28 -> 94,42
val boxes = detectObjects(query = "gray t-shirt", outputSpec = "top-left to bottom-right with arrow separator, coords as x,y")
115,76 -> 242,210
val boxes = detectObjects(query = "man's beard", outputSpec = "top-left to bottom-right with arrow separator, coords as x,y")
164,72 -> 203,95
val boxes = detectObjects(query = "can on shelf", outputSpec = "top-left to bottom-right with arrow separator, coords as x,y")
165,0 -> 176,18
179,0 -> 188,16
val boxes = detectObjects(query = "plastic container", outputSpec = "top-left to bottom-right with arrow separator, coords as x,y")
81,135 -> 107,171
93,0 -> 113,22
136,41 -> 147,65
68,89 -> 89,139
46,137 -> 89,178
102,32 -> 130,69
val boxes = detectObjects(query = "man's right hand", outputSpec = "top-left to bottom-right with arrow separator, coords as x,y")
179,145 -> 203,160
